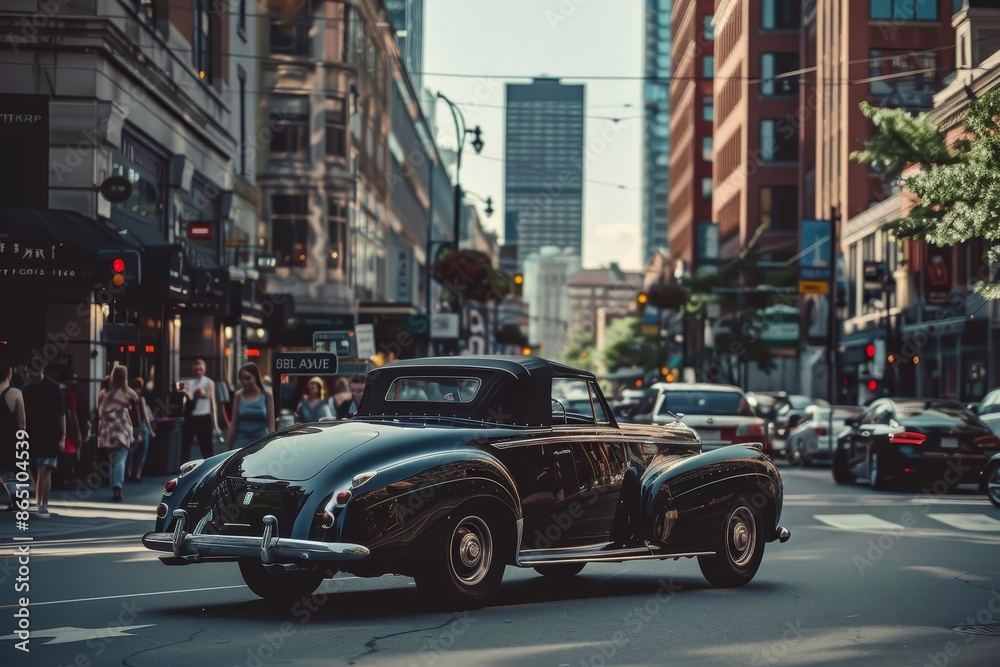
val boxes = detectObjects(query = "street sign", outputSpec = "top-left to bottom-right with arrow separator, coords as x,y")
799,280 -> 829,295
99,175 -> 133,203
355,323 -> 375,359
273,352 -> 338,376
313,330 -> 356,356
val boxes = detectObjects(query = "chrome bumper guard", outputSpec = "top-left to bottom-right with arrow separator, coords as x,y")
141,509 -> 370,565
775,526 -> 791,543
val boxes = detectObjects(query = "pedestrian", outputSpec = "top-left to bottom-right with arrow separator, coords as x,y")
348,373 -> 367,417
126,377 -> 156,482
57,374 -> 84,490
181,359 -> 218,463
97,365 -> 138,502
0,359 -> 26,511
21,357 -> 66,518
226,362 -> 275,449
296,376 -> 332,423
329,376 -> 354,419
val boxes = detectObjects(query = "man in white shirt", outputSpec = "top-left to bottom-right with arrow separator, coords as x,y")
181,359 -> 217,462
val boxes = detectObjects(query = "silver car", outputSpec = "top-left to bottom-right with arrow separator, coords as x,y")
786,405 -> 864,466
977,388 -> 1000,435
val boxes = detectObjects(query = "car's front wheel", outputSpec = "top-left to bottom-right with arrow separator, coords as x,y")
698,495 -> 764,588
534,563 -> 585,577
414,503 -> 508,608
986,465 -> 1000,508
238,558 -> 326,603
832,446 -> 855,485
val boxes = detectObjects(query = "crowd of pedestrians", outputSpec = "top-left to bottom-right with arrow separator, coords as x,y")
1,354 -> 369,516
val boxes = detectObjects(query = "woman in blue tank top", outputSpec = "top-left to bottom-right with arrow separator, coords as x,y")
225,363 -> 275,450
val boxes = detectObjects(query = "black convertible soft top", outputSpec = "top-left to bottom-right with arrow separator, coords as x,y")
358,356 -> 596,427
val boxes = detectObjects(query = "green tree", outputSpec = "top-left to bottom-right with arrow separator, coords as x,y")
601,317 -> 662,373
562,331 -> 597,373
852,95 -> 1000,298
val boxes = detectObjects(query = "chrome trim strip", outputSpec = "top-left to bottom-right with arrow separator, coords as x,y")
517,549 -> 715,566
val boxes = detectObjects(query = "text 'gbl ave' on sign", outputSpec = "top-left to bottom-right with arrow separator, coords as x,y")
273,352 -> 339,376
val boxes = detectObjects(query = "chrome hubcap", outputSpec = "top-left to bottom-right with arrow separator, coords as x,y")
989,468 -> 1000,504
451,515 -> 492,585
728,507 -> 756,567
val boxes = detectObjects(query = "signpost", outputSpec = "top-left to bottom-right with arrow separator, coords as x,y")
273,352 -> 338,376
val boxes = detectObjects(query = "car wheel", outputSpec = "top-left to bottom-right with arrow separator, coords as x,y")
868,451 -> 890,490
987,466 -> 1000,509
238,558 -> 326,603
533,563 -> 585,577
832,447 -> 854,485
414,503 -> 508,608
698,495 -> 764,588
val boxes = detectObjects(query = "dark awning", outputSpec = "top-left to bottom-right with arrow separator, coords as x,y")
0,207 -> 136,285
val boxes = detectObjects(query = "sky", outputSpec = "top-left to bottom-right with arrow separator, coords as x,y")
422,0 -> 645,271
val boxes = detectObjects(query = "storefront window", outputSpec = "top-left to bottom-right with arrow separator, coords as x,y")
272,194 -> 310,268
112,135 -> 166,227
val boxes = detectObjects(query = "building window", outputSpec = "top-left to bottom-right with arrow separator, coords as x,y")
272,194 -> 310,268
701,177 -> 713,202
111,135 -> 166,226
269,96 -> 310,156
702,136 -> 713,162
193,0 -> 212,79
703,56 -> 714,79
870,0 -> 937,20
762,0 -> 800,29
702,95 -> 713,121
327,198 -> 348,271
325,96 -> 347,158
704,15 -> 714,41
760,118 -> 798,161
759,186 -> 798,231
270,5 -> 310,55
869,50 -> 937,108
135,0 -> 154,20
761,53 -> 799,96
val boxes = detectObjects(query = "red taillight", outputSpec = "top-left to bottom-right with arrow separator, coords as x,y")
163,478 -> 177,496
335,490 -> 351,507
892,431 -> 927,446
156,503 -> 168,519
320,511 -> 334,529
975,435 -> 1000,447
815,427 -> 828,436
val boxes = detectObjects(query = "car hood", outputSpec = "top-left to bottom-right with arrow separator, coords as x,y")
219,421 -> 380,481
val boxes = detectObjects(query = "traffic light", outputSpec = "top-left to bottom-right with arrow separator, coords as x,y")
636,291 -> 648,316
98,250 -> 140,294
521,345 -> 532,356
867,379 -> 879,392
865,343 -> 876,360
512,273 -> 524,298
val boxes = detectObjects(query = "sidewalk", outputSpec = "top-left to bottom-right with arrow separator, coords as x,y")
2,476 -> 171,522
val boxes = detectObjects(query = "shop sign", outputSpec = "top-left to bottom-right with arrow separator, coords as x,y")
273,352 -> 339,376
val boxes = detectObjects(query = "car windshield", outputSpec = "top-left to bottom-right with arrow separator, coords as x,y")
787,395 -> 814,409
383,376 -> 482,403
980,390 -> 1000,415
808,407 -> 862,423
659,389 -> 752,416
894,402 -> 982,427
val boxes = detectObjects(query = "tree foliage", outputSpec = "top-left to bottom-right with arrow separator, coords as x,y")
601,318 -> 662,373
562,331 -> 597,373
852,94 -> 1000,298
432,249 -> 511,303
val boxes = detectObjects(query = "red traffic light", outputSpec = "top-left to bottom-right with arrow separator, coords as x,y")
867,379 -> 878,392
865,344 -> 876,358
112,257 -> 126,273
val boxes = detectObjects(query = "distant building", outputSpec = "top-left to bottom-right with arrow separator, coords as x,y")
385,0 -> 425,94
522,247 -> 582,361
504,78 -> 585,268
643,0 -> 673,263
568,264 -> 645,352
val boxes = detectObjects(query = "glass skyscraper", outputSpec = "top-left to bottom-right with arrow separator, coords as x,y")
504,78 -> 585,267
643,0 -> 672,263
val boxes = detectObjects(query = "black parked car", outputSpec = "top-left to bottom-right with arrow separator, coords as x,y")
143,356 -> 789,608
832,397 -> 1000,490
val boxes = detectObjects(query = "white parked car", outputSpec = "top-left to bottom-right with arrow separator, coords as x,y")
785,405 -> 864,466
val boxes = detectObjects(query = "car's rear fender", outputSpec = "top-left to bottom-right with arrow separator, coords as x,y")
638,446 -> 782,549
337,451 -> 520,565
153,450 -> 241,532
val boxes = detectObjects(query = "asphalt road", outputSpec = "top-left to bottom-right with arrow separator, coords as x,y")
2,464 -> 999,666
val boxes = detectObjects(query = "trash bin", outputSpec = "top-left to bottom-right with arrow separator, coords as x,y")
147,417 -> 184,476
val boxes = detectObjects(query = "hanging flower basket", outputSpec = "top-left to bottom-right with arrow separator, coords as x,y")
433,249 -> 511,303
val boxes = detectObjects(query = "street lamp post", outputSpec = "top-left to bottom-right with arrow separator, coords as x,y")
436,92 -> 484,251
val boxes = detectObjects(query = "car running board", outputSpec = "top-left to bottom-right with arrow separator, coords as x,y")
516,543 -> 715,567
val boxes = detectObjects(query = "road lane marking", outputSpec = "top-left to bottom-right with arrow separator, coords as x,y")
813,514 -> 904,531
0,624 -> 155,646
927,513 -> 1000,532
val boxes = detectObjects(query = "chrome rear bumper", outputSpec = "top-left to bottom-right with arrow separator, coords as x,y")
142,509 -> 370,565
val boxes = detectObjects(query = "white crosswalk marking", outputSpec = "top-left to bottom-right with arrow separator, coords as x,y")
814,514 -> 905,531
926,513 -> 1000,532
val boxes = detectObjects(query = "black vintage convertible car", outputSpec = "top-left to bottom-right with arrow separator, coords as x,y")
142,357 -> 790,607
